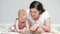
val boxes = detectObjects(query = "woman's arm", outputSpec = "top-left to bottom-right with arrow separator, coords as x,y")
30,18 -> 50,32
39,18 -> 50,32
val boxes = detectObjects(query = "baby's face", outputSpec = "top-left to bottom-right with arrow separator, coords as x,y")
19,11 -> 27,22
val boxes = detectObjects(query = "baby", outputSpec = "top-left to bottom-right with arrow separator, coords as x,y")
13,9 -> 30,33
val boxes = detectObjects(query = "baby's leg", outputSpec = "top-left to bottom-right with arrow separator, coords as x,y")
14,28 -> 18,32
10,25 -> 18,32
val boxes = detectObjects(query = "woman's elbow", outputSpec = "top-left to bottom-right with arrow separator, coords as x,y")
45,27 -> 50,32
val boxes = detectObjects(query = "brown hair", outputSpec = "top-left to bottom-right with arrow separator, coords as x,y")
30,1 -> 45,14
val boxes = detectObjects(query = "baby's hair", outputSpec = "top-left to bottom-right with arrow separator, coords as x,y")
18,9 -> 26,16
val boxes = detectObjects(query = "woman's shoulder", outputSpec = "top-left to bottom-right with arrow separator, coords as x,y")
40,10 -> 50,20
42,10 -> 49,15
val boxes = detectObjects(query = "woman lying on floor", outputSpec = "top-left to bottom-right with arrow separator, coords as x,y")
27,1 -> 51,32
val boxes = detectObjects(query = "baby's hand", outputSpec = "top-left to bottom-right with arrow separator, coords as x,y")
18,29 -> 25,33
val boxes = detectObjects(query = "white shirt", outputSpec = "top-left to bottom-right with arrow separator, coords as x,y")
26,9 -> 50,25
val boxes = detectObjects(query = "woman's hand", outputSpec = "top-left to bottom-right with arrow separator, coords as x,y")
30,24 -> 40,32
26,29 -> 30,32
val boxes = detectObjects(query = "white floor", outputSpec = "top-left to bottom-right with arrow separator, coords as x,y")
0,23 -> 60,34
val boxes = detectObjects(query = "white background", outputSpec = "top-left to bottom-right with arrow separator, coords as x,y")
0,0 -> 60,25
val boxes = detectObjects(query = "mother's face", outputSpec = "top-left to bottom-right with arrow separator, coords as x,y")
30,8 -> 40,20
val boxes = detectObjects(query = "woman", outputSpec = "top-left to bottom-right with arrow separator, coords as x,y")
27,1 -> 50,32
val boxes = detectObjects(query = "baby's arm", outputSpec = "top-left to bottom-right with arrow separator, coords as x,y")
18,21 -> 31,32
15,19 -> 20,32
25,19 -> 30,32
15,19 -> 25,32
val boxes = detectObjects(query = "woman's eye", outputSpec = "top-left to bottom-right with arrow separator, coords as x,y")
30,11 -> 32,13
